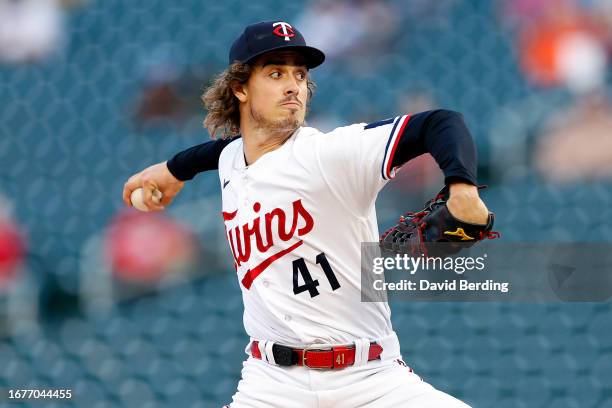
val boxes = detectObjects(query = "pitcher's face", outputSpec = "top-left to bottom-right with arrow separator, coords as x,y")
241,51 -> 309,132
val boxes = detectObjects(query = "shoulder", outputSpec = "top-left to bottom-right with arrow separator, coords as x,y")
294,124 -> 367,142
222,137 -> 242,152
323,118 -> 404,138
218,137 -> 242,163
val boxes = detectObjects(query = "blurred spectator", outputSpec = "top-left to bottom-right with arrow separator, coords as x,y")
134,80 -> 192,127
295,0 -> 399,72
591,0 -> 612,49
0,0 -> 66,64
0,196 -> 26,291
503,0 -> 609,93
495,0 -> 612,183
132,46 -> 213,129
500,0 -> 555,27
104,211 -> 197,284
535,93 -> 612,183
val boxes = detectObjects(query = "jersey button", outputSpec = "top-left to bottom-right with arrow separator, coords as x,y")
284,315 -> 292,322
262,280 -> 270,288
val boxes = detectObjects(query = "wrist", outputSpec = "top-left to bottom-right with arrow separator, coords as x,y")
449,182 -> 478,196
447,183 -> 489,224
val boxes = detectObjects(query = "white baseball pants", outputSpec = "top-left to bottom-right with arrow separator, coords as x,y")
224,332 -> 471,408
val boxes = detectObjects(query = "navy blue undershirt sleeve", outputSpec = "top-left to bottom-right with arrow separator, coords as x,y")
390,109 -> 478,186
166,110 -> 477,185
166,137 -> 238,181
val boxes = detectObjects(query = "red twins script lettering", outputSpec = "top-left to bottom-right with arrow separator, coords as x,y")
222,199 -> 314,288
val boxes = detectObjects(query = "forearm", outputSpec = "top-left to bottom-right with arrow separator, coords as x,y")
166,136 -> 238,181
391,109 -> 478,186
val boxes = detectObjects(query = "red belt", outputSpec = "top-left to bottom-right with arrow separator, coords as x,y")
251,341 -> 383,369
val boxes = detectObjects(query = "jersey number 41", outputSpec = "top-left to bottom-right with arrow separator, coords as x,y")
292,253 -> 341,298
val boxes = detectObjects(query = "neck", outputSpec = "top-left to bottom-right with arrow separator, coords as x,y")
241,126 -> 296,166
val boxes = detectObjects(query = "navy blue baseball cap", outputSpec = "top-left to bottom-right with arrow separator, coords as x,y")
229,21 -> 325,69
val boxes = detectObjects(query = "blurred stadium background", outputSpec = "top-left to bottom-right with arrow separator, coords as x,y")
1,0 -> 612,406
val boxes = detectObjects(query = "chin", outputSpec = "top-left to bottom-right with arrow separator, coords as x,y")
288,110 -> 305,121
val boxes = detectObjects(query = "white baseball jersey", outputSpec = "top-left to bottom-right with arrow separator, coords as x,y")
218,115 -> 411,346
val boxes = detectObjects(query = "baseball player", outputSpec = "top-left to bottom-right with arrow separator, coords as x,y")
123,21 -> 494,407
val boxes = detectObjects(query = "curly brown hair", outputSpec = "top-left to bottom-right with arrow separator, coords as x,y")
202,62 -> 316,139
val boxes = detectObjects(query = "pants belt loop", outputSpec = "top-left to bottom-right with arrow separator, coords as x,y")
353,338 -> 370,366
257,341 -> 268,363
264,340 -> 277,365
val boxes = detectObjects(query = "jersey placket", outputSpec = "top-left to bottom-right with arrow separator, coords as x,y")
237,168 -> 250,209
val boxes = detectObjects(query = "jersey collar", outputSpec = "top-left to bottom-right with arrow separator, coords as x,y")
233,127 -> 302,170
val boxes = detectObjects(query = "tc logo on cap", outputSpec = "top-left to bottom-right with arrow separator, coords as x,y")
272,22 -> 295,42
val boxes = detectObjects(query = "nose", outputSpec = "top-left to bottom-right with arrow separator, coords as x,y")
284,76 -> 300,97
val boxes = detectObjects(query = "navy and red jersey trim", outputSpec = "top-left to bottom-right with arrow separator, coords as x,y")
381,115 -> 411,180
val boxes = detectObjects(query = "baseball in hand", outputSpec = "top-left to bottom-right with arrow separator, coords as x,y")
130,188 -> 163,212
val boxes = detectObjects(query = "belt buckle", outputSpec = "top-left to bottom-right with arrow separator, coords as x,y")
302,344 -> 332,370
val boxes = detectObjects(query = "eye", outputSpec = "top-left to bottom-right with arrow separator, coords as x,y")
296,71 -> 307,80
270,71 -> 281,79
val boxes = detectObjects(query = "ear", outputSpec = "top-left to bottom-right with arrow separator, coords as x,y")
231,82 -> 248,103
